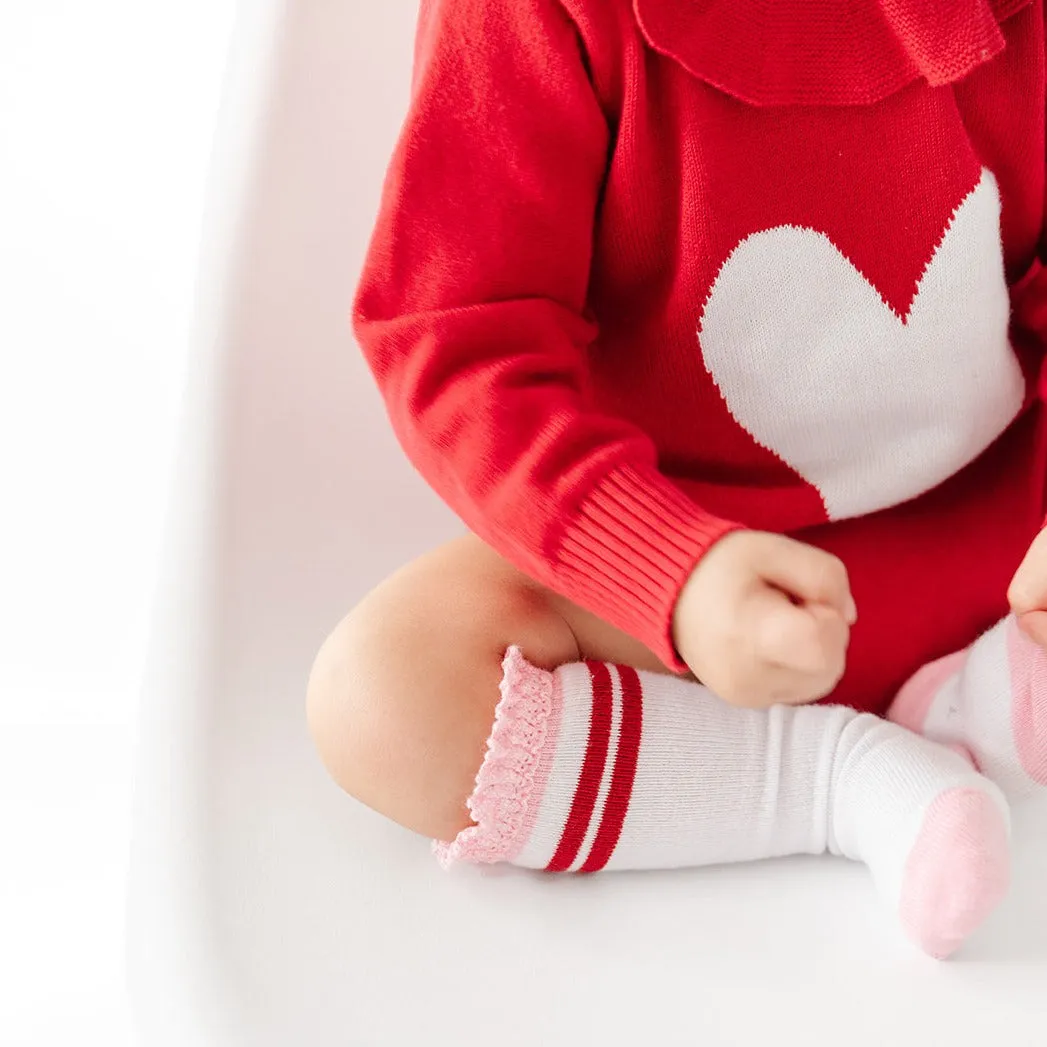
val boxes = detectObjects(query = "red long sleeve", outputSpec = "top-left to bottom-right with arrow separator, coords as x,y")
353,0 -> 737,668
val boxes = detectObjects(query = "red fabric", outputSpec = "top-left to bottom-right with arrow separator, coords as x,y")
546,661 -> 614,873
354,0 -> 1047,712
578,664 -> 644,874
632,0 -> 1029,105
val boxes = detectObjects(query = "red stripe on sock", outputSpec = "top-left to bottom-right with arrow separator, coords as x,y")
579,665 -> 644,873
545,661 -> 614,873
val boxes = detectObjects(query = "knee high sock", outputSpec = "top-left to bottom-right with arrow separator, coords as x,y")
436,648 -> 1011,960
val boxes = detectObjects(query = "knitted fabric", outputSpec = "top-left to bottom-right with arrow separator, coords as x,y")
354,0 -> 1047,712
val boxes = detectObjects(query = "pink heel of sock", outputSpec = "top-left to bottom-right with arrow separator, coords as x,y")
1008,622 -> 1047,787
898,787 -> 1010,960
888,650 -> 966,734
889,620 -> 1047,799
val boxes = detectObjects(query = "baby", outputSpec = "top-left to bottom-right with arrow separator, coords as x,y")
307,0 -> 1047,958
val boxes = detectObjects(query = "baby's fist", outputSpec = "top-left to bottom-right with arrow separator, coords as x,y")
672,531 -> 856,709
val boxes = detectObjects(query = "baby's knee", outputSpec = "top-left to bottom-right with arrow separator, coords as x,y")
305,602 -> 374,805
306,584 -> 420,813
305,548 -> 580,838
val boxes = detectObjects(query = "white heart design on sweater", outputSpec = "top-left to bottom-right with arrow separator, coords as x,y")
699,169 -> 1024,521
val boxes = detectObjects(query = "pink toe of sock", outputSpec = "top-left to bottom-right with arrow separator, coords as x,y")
898,787 -> 1010,960
1008,622 -> 1047,787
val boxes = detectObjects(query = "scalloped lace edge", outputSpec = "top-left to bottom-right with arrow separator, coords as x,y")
433,646 -> 554,867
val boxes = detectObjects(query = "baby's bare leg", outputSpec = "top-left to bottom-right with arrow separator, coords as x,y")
306,533 -> 677,841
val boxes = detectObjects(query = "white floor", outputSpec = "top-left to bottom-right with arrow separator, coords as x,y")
0,6 -> 235,1044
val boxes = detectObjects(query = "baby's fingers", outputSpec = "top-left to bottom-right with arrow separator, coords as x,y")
1010,528 -> 1047,616
752,591 -> 848,697
757,536 -> 857,625
1008,530 -> 1047,650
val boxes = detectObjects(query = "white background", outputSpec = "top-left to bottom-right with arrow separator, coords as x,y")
8,6 -> 1047,1047
0,5 -> 237,1043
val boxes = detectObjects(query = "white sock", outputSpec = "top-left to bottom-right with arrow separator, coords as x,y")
436,648 -> 1011,959
888,614 -> 1047,802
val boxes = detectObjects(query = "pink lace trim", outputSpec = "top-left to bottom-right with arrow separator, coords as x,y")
433,646 -> 555,868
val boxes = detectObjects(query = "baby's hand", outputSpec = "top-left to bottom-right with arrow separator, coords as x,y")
1009,529 -> 1047,649
672,531 -> 856,708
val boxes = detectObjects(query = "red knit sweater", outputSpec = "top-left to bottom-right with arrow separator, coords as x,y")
354,0 -> 1047,714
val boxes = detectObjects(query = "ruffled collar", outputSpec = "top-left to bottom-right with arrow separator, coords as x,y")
632,0 -> 1032,106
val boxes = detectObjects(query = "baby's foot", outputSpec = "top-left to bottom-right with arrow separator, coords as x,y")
888,616 -> 1047,801
832,717 -> 1010,959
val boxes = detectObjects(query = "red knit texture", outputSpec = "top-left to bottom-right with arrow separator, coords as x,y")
632,0 -> 1031,105
354,0 -> 1047,710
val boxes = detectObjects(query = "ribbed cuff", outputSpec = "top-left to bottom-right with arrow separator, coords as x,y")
556,463 -> 742,671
